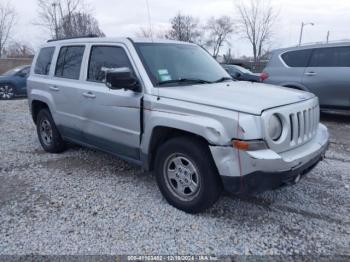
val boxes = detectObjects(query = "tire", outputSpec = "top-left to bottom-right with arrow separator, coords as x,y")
36,109 -> 66,153
0,84 -> 15,100
155,136 -> 222,213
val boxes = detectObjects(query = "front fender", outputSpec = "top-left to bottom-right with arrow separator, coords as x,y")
141,109 -> 230,155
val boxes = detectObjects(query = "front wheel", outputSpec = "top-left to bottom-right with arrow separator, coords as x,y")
155,137 -> 222,213
0,84 -> 15,100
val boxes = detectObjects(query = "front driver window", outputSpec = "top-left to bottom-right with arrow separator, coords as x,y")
87,46 -> 133,83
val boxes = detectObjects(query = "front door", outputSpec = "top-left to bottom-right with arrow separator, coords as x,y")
81,44 -> 142,161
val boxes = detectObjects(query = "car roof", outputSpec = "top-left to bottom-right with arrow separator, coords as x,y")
41,37 -> 195,48
272,41 -> 350,54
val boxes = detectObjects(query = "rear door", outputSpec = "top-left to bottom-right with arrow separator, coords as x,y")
302,46 -> 350,108
50,45 -> 87,141
80,44 -> 143,161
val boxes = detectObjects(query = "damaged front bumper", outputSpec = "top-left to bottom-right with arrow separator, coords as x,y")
210,124 -> 329,194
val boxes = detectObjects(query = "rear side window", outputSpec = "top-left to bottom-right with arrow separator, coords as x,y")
87,46 -> 132,82
55,46 -> 85,80
281,49 -> 312,67
34,47 -> 55,75
309,47 -> 350,67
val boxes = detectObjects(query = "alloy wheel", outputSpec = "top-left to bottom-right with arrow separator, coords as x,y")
0,85 -> 14,99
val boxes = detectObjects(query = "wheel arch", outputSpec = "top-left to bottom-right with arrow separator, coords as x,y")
145,126 -> 212,172
31,100 -> 50,124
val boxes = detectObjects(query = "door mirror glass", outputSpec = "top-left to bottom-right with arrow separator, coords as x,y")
16,67 -> 30,78
103,67 -> 140,92
232,72 -> 241,79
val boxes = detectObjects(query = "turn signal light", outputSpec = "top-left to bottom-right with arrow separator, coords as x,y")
232,139 -> 268,151
232,140 -> 249,150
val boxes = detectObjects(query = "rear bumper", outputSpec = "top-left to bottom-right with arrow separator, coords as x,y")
210,124 -> 329,194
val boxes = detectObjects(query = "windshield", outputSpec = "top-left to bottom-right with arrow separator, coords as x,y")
233,65 -> 252,74
135,43 -> 230,86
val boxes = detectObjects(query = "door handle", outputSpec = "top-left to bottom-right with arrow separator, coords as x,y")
83,92 -> 96,99
305,72 -> 317,76
49,86 -> 60,92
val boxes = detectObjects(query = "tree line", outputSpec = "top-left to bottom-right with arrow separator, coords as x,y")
0,0 -> 278,64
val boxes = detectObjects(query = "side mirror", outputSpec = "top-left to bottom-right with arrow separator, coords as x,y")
16,71 -> 27,78
232,72 -> 241,79
103,67 -> 141,92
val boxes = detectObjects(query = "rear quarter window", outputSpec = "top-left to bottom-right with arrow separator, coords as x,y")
281,49 -> 312,67
309,46 -> 350,67
34,47 -> 55,75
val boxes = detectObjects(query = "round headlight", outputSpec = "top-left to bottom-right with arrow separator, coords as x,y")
268,114 -> 283,141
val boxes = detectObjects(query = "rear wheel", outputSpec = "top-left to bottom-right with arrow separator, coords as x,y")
36,109 -> 66,153
155,137 -> 222,213
0,84 -> 15,100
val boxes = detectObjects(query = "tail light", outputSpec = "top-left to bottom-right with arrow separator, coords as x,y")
260,71 -> 269,82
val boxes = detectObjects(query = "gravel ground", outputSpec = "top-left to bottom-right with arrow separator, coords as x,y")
0,99 -> 349,256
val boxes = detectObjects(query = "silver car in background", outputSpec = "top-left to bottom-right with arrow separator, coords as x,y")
263,42 -> 350,111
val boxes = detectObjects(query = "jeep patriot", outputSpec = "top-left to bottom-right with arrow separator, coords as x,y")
27,37 -> 329,213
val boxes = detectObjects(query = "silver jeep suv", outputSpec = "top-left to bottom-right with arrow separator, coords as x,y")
27,37 -> 329,213
263,42 -> 350,111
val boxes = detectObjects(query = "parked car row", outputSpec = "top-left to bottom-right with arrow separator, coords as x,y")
2,42 -> 350,112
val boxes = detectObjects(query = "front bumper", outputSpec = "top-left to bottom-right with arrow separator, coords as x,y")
210,124 -> 329,194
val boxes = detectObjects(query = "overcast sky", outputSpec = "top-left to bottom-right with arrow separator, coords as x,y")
9,0 -> 350,56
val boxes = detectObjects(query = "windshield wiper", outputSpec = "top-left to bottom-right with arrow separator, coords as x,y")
214,77 -> 233,83
157,78 -> 212,86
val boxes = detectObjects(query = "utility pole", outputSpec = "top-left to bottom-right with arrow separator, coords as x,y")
52,2 -> 59,39
326,31 -> 330,43
299,22 -> 314,46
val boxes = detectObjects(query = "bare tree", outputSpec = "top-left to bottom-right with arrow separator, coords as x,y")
36,0 -> 104,39
59,12 -> 105,38
236,0 -> 278,64
5,41 -> 34,58
167,13 -> 202,43
223,48 -> 234,64
205,16 -> 234,58
0,2 -> 16,57
136,26 -> 166,39
137,27 -> 153,38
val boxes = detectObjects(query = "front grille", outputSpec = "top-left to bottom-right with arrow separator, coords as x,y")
262,97 -> 320,153
289,104 -> 319,147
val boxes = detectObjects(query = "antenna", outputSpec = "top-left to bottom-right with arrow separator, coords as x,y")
326,31 -> 330,43
146,0 -> 154,41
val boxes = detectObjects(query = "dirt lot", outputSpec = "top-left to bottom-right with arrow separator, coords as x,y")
0,99 -> 349,255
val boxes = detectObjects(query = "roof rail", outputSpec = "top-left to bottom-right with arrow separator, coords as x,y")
296,39 -> 350,47
47,34 -> 99,43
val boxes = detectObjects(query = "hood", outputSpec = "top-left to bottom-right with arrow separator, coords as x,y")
157,81 -> 315,115
0,75 -> 12,81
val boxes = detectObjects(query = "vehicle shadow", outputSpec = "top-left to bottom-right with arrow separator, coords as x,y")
320,111 -> 350,124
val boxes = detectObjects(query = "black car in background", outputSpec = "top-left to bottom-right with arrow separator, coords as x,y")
0,65 -> 30,100
222,64 -> 264,83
